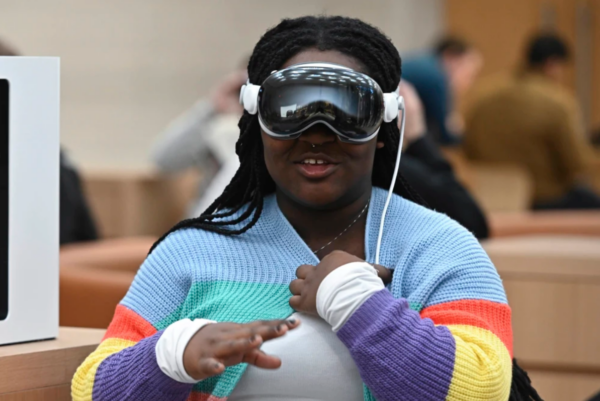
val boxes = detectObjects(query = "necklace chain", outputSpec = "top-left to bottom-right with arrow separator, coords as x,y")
312,199 -> 370,254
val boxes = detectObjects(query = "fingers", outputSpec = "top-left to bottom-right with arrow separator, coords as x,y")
213,335 -> 263,358
289,295 -> 302,311
198,358 -> 225,377
295,264 -> 314,279
373,264 -> 393,285
243,349 -> 282,369
242,318 -> 299,331
254,321 -> 289,342
289,278 -> 304,295
238,319 -> 300,342
192,318 -> 301,377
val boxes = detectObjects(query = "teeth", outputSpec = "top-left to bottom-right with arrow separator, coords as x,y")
302,159 -> 329,165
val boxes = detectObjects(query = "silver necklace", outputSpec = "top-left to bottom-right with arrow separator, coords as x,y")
312,199 -> 370,254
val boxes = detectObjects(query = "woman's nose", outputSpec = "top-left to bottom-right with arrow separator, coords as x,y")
298,124 -> 337,147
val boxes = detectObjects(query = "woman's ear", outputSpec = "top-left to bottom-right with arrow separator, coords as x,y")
376,141 -> 385,149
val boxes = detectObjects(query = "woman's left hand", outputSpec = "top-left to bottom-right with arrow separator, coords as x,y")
289,250 -> 392,314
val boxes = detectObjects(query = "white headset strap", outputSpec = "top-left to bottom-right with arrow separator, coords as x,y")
375,98 -> 405,265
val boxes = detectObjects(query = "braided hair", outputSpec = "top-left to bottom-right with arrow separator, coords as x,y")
150,15 -> 425,253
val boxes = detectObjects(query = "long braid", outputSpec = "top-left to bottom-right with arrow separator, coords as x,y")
150,16 -> 427,254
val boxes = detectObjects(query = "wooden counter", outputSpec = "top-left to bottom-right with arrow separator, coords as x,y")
0,327 -> 104,401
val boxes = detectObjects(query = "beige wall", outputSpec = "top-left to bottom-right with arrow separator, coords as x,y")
0,0 -> 442,170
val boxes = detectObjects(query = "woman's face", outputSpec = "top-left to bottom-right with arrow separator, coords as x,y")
262,49 -> 383,210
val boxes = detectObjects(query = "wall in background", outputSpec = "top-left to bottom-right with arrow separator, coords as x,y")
0,0 -> 443,170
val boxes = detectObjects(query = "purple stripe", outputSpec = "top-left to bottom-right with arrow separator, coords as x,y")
337,290 -> 456,401
93,330 -> 193,401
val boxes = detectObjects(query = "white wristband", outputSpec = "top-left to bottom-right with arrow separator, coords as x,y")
316,261 -> 385,332
155,318 -> 216,383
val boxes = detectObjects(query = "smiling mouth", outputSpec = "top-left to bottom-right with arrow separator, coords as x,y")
295,158 -> 338,179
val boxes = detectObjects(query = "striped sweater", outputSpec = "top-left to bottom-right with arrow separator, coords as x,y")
72,187 -> 513,401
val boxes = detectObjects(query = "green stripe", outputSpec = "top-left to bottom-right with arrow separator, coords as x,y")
408,301 -> 423,312
156,281 -> 294,330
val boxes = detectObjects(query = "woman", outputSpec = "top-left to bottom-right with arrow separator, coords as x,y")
73,16 -> 517,401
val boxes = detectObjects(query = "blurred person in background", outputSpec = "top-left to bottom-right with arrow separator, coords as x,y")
398,82 -> 489,238
402,36 -> 483,145
151,63 -> 247,217
464,32 -> 600,210
0,37 -> 98,244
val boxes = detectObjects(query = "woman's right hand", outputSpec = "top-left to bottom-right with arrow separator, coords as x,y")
183,319 -> 300,381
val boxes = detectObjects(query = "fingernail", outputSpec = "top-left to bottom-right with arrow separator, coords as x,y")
214,362 -> 223,369
250,335 -> 259,342
277,324 -> 285,332
286,318 -> 297,325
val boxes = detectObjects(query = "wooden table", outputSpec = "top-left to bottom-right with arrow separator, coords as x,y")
0,327 -> 104,401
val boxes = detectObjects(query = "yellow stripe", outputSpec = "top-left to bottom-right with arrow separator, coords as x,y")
446,325 -> 512,401
72,338 -> 137,401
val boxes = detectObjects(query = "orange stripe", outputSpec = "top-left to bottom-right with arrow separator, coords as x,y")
102,304 -> 157,342
420,299 -> 513,356
187,393 -> 227,401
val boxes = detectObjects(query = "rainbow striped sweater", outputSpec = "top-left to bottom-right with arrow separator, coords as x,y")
72,187 -> 512,401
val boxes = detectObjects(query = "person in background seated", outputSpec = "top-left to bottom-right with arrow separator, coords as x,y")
402,36 -> 483,145
73,16 -> 523,401
0,37 -> 98,244
399,82 -> 489,238
464,32 -> 600,210
151,64 -> 247,217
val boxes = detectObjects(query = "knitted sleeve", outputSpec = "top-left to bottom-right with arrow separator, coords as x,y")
337,222 -> 512,401
71,234 -> 195,401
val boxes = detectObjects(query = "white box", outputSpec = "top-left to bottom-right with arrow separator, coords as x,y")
0,57 -> 60,345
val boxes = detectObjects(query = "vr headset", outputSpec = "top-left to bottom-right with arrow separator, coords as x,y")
239,62 -> 404,144
239,62 -> 406,265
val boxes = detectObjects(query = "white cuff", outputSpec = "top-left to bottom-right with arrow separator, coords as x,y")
155,318 -> 216,383
316,261 -> 385,332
